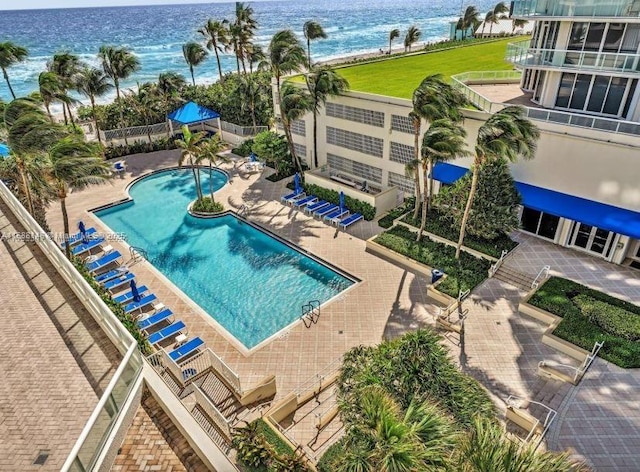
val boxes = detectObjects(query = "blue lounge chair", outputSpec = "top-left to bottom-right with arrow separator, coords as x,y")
148,320 -> 186,345
324,208 -> 348,222
95,267 -> 128,284
169,337 -> 204,362
292,195 -> 317,208
314,204 -> 338,218
305,200 -> 330,214
282,192 -> 306,205
124,293 -> 158,314
137,308 -> 174,332
63,227 -> 97,248
71,236 -> 106,256
114,285 -> 149,304
280,191 -> 302,203
103,272 -> 135,292
86,251 -> 122,274
339,212 -> 364,230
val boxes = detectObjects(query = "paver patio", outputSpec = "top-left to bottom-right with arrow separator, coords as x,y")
45,150 -> 640,470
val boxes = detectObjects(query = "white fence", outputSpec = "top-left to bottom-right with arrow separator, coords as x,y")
0,180 -> 143,472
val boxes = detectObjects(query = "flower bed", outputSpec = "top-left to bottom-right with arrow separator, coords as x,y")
528,277 -> 640,368
191,197 -> 224,214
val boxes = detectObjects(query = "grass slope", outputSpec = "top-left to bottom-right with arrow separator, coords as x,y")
333,37 -> 517,98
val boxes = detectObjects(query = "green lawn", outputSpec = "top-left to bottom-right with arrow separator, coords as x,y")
327,38 -> 518,99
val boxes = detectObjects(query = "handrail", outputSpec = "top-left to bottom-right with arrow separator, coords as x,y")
505,395 -> 557,450
489,249 -> 509,277
129,245 -> 149,262
539,341 -> 604,383
192,384 -> 232,441
531,265 -> 550,289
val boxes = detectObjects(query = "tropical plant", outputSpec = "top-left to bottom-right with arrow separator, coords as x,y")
75,65 -> 113,147
305,66 -> 349,167
175,125 -> 207,201
127,82 -> 162,147
512,18 -> 529,33
98,46 -> 140,145
48,52 -> 82,125
404,25 -> 421,52
416,119 -> 469,241
157,71 -> 186,140
251,130 -> 291,176
236,73 -> 260,132
182,42 -> 208,86
231,1 -> 258,74
461,5 -> 481,39
488,1 -> 510,37
38,71 -> 65,121
245,43 -> 266,74
42,137 -> 110,257
481,11 -> 493,37
388,28 -> 400,54
455,106 -> 539,259
0,42 -> 29,99
303,20 -> 327,68
198,18 -> 229,81
195,134 -> 229,201
280,82 -> 313,174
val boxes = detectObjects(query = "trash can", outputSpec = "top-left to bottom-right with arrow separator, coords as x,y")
431,269 -> 444,284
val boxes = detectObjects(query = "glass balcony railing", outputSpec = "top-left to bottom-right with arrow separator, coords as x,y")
513,0 -> 640,18
506,41 -> 640,74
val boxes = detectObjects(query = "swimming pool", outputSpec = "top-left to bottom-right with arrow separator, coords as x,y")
95,168 -> 355,349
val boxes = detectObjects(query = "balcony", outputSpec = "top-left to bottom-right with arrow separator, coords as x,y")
512,0 -> 640,18
507,40 -> 640,75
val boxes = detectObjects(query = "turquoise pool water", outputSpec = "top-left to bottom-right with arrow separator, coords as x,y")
95,168 -> 354,349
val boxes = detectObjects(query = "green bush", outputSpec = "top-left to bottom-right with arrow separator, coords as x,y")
377,197 -> 415,229
104,137 -> 178,160
232,138 -> 254,157
528,277 -> 640,368
192,197 -> 224,214
373,225 -> 490,297
72,257 -> 150,354
286,181 -> 376,220
317,439 -> 345,472
265,167 -> 296,182
401,208 -> 518,259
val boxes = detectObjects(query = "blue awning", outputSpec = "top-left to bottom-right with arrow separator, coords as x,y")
432,162 -> 640,239
0,143 -> 9,157
168,101 -> 220,125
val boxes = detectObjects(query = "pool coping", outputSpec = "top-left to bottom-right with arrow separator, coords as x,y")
87,166 -> 361,356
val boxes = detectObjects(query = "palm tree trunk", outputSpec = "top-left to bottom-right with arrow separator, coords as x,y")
209,162 -> 214,201
115,82 -> 129,147
411,121 -> 422,220
17,162 -> 34,216
91,97 -> 105,151
66,102 -> 76,126
190,66 -> 196,86
389,38 -> 392,54
313,109 -> 319,168
455,161 -> 480,259
2,67 -> 16,99
417,161 -> 431,242
213,43 -> 224,82
235,45 -> 241,74
276,76 -> 302,174
60,195 -> 71,259
250,99 -> 257,134
62,105 -> 68,125
307,39 -> 312,69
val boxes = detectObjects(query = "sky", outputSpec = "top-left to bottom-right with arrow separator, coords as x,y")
0,0 -> 276,10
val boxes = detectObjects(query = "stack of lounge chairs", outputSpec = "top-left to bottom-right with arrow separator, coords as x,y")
65,223 -> 206,365
280,191 -> 364,230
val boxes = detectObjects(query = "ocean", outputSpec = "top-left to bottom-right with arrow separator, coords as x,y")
0,0 -> 496,102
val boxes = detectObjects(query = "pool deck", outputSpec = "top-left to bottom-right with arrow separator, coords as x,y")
46,150 -> 640,471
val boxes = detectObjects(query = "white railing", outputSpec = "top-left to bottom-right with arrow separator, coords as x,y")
220,120 -> 268,137
531,265 -> 551,289
102,122 -> 168,141
489,249 -> 510,277
512,0 -> 640,18
192,384 -> 232,440
0,181 -> 143,472
539,341 -> 604,384
506,395 -> 557,450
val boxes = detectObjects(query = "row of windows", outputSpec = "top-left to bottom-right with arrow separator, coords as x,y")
389,142 -> 415,165
290,120 -> 306,136
325,102 -> 385,127
388,171 -> 415,194
556,72 -> 637,117
391,115 -> 414,134
568,22 -> 640,54
327,153 -> 383,183
326,127 -> 384,158
293,143 -> 307,159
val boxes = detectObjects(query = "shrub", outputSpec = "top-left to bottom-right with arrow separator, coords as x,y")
192,197 -> 224,214
104,137 -> 178,160
317,439 -> 345,472
377,197 -> 415,229
232,138 -> 254,157
373,225 -> 490,297
528,277 -> 640,368
265,167 -> 296,182
286,181 -> 376,220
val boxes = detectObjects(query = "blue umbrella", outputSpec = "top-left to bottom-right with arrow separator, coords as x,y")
78,221 -> 88,243
130,279 -> 141,303
294,173 -> 302,195
339,191 -> 345,213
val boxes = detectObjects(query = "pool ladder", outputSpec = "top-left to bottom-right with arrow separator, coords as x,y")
129,246 -> 149,263
301,300 -> 321,328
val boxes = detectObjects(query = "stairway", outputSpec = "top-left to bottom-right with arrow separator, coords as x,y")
197,372 -> 244,421
492,265 -> 534,291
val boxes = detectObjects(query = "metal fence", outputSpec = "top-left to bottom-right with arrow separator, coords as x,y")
451,71 -> 640,137
220,120 -> 268,137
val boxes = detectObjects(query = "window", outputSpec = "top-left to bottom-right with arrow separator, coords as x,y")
568,23 -> 588,50
555,73 -> 575,108
521,207 -> 560,240
584,23 -> 606,51
603,77 -> 628,115
621,24 -> 640,53
290,120 -> 306,136
327,153 -> 382,183
391,115 -> 414,134
388,171 -> 415,194
326,103 -> 385,127
389,142 -> 414,165
587,76 -> 609,112
555,72 -> 634,117
603,23 -> 625,52
293,143 -> 307,160
326,127 -> 384,158
569,74 -> 590,110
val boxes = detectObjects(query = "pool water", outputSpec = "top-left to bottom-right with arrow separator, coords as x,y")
95,168 -> 354,349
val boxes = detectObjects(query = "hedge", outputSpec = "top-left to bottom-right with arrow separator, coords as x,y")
377,197 -> 415,229
232,139 -> 254,157
192,197 -> 224,214
528,277 -> 640,368
104,137 -> 178,160
317,439 -> 345,472
402,208 -> 518,259
373,225 -> 490,297
286,181 -> 376,220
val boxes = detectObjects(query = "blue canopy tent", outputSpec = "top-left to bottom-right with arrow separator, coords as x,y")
0,143 -> 10,157
167,101 -> 223,140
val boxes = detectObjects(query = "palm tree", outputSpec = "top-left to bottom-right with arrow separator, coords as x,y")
417,120 -> 469,241
388,28 -> 400,54
48,52 -> 82,125
42,137 -> 110,257
280,82 -> 313,174
227,23 -> 244,75
303,20 -> 327,68
195,134 -> 229,201
233,1 -> 258,74
182,42 -> 208,86
38,71 -> 64,121
461,5 -> 480,39
246,43 -> 266,73
488,2 -> 509,37
175,125 -> 207,201
98,46 -> 140,146
75,66 -> 113,148
157,72 -> 186,141
455,106 -> 539,259
128,83 -> 162,148
404,25 -> 421,52
512,18 -> 529,33
481,11 -> 493,37
199,19 -> 229,82
305,66 -> 349,168
0,42 -> 28,99
267,30 -> 307,170
237,73 -> 260,133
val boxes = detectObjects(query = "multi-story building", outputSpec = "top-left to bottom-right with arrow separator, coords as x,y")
282,0 -> 640,268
